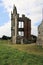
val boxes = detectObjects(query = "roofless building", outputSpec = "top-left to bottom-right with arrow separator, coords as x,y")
11,5 -> 31,44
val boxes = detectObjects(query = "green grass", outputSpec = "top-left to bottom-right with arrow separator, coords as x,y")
0,45 -> 43,65
0,40 -> 43,65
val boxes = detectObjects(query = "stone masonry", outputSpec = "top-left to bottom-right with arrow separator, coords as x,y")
37,20 -> 43,46
11,5 -> 31,44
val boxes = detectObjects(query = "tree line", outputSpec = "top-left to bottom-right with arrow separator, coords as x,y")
0,35 -> 11,40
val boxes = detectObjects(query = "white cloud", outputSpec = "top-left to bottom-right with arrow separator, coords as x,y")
0,0 -> 43,37
2,0 -> 43,20
31,26 -> 38,36
0,21 -> 11,37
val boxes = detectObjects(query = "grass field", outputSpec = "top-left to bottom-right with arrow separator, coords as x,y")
0,40 -> 43,65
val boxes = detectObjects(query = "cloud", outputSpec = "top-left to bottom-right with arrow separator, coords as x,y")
0,21 -> 11,37
0,0 -> 43,37
31,26 -> 38,36
2,0 -> 43,20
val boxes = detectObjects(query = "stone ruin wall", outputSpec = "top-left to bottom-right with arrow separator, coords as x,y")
11,5 -> 31,44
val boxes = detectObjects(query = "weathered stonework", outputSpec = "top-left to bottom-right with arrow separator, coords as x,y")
37,20 -> 43,46
11,5 -> 31,44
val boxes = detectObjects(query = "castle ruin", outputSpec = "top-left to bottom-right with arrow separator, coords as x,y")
37,19 -> 43,46
11,5 -> 31,44
36,9 -> 43,46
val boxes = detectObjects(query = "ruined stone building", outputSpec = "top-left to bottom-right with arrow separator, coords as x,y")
37,9 -> 43,46
37,20 -> 43,46
11,5 -> 31,44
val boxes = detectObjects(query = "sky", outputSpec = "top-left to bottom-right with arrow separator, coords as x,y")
0,0 -> 43,37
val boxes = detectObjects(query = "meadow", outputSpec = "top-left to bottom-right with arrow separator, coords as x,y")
0,40 -> 43,65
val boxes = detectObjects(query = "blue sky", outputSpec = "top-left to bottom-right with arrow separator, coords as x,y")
0,5 -> 9,26
0,0 -> 43,37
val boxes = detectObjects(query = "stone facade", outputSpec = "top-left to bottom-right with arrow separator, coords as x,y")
37,20 -> 43,46
11,5 -> 31,44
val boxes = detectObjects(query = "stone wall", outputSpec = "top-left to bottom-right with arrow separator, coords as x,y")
11,5 -> 31,44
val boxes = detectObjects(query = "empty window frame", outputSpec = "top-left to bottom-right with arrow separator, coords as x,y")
18,31 -> 24,36
18,21 -> 24,28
